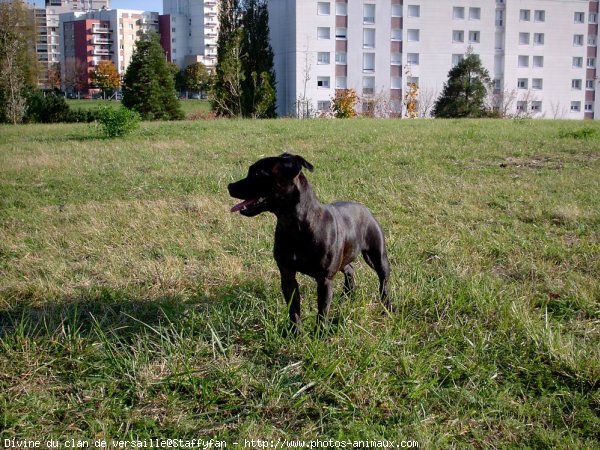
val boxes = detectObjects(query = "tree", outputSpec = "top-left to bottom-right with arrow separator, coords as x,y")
91,60 -> 120,99
240,0 -> 276,117
122,32 -> 184,120
47,63 -> 61,91
183,62 -> 210,95
433,51 -> 492,118
212,27 -> 245,117
63,57 -> 89,98
212,0 -> 276,118
0,2 -> 38,124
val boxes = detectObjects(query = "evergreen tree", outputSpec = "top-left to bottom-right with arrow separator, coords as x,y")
122,32 -> 184,120
433,52 -> 492,118
241,0 -> 276,117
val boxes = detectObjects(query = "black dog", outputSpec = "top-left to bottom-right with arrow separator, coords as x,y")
228,153 -> 391,331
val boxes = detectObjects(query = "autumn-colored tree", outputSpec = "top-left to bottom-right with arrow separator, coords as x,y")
91,60 -> 120,99
331,88 -> 358,118
63,57 -> 89,98
403,65 -> 419,119
184,62 -> 210,95
47,63 -> 61,91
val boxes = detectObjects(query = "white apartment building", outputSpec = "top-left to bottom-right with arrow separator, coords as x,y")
162,0 -> 219,70
268,0 -> 403,117
268,0 -> 599,119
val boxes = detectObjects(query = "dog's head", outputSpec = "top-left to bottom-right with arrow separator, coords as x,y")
228,153 -> 314,217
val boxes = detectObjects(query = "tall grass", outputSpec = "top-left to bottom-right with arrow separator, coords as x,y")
0,119 -> 598,446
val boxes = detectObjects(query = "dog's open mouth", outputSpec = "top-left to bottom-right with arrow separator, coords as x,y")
230,197 -> 267,213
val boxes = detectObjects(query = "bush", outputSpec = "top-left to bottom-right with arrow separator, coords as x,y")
559,126 -> 598,140
25,91 -> 70,123
331,89 -> 358,118
96,106 -> 140,138
65,109 -> 99,123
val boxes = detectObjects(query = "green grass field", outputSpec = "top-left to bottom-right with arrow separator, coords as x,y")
0,118 -> 599,447
66,98 -> 212,117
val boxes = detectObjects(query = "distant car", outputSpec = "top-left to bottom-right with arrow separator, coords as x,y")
190,93 -> 201,99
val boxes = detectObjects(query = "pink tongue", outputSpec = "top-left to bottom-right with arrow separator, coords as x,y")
230,198 -> 258,213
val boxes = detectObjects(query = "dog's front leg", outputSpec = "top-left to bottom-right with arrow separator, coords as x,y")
316,277 -> 333,326
280,269 -> 301,331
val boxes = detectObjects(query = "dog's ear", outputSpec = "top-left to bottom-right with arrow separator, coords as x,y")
279,153 -> 314,176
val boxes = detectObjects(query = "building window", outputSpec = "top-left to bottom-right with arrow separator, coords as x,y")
363,28 -> 375,48
335,52 -> 347,65
533,33 -> 544,45
573,57 -> 583,68
391,4 -> 402,17
317,76 -> 330,88
531,101 -> 542,112
452,30 -> 464,43
574,12 -> 585,23
520,9 -> 530,21
317,100 -> 330,111
336,27 -> 347,39
496,10 -> 504,26
363,76 -> 375,95
407,29 -> 420,42
407,5 -> 420,18
391,52 -> 402,65
408,76 -> 419,87
587,57 -> 596,68
573,34 -> 584,46
363,53 -> 375,72
519,32 -> 530,45
585,103 -> 594,112
532,78 -> 543,90
172,27 -> 176,32
534,10 -> 545,22
335,3 -> 347,16
572,79 -> 582,90
532,56 -> 544,68
469,7 -> 481,20
172,38 -> 176,43
391,28 -> 402,41
518,55 -> 529,67
317,27 -> 330,40
517,78 -> 528,89
516,101 -> 527,112
589,35 -> 597,46
317,52 -> 330,64
469,31 -> 480,43
317,2 -> 330,16
452,54 -> 464,66
407,53 -> 419,65
391,76 -> 402,89
590,13 -> 598,24
453,7 -> 465,20
335,76 -> 347,89
363,4 -> 375,23
586,79 -> 595,90
570,101 -> 581,112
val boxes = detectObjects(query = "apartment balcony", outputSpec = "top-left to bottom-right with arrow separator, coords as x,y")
205,32 -> 217,39
205,0 -> 217,6
91,37 -> 113,45
205,11 -> 217,18
92,48 -> 113,56
92,26 -> 111,34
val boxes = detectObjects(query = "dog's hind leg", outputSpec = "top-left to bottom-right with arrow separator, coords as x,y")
362,224 -> 392,310
342,264 -> 355,297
